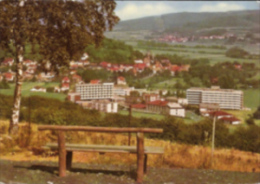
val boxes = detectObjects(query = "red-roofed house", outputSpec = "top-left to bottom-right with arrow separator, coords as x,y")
90,79 -> 100,84
3,72 -> 15,82
62,77 -> 70,84
117,76 -> 126,85
131,104 -> 146,109
61,83 -> 70,91
72,74 -> 82,83
152,61 -> 163,74
234,64 -> 242,70
2,58 -> 14,66
208,111 -> 233,119
23,59 -> 36,67
134,63 -> 146,73
170,65 -> 181,76
219,117 -> 241,125
100,61 -> 111,69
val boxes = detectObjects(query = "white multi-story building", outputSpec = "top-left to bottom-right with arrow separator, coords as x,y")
186,86 -> 243,110
76,83 -> 114,100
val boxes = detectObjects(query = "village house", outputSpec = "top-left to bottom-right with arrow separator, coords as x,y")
100,61 -> 112,69
76,100 -> 118,113
72,74 -> 82,83
170,65 -> 180,76
81,53 -> 89,61
61,83 -> 70,91
121,64 -> 133,72
23,59 -> 37,67
62,76 -> 70,84
30,86 -> 46,92
142,93 -> 160,103
134,63 -> 146,73
90,79 -> 101,84
199,103 -> 220,116
207,111 -> 233,119
219,117 -> 241,125
204,110 -> 241,125
1,58 -> 14,66
54,86 -> 61,93
117,76 -> 126,85
67,93 -> 81,102
134,59 -> 143,64
38,72 -> 55,82
3,72 -> 15,82
146,100 -> 185,117
152,61 -> 163,74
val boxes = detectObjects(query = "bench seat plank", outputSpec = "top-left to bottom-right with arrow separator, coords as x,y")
43,143 -> 164,154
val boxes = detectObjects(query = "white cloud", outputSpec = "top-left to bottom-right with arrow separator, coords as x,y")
199,3 -> 245,12
115,2 -> 175,20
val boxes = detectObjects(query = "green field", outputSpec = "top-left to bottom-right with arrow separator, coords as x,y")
243,89 -> 260,110
118,110 -> 165,120
0,82 -> 66,101
125,41 -> 260,66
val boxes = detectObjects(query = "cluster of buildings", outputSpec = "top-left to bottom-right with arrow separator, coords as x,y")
67,81 -> 186,117
98,59 -> 190,76
187,86 -> 243,124
156,34 -> 189,43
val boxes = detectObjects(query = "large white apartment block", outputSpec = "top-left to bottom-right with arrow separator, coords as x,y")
76,83 -> 114,100
186,86 -> 243,110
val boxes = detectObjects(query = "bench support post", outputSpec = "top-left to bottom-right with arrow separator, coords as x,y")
58,131 -> 66,177
137,132 -> 144,183
144,154 -> 148,174
66,151 -> 73,170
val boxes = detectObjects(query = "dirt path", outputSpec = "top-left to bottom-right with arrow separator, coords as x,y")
0,159 -> 259,184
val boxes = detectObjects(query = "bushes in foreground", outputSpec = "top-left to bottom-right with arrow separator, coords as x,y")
0,94 -> 259,153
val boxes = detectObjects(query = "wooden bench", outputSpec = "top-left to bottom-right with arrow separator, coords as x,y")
38,125 -> 164,183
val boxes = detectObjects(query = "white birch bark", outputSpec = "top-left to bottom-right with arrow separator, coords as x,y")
9,45 -> 24,134
9,0 -> 25,134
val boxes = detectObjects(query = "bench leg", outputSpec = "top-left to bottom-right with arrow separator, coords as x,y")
66,151 -> 73,171
58,131 -> 66,177
144,154 -> 147,174
137,132 -> 144,184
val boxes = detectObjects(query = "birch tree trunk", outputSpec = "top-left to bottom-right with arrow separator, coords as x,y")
9,45 -> 24,134
9,0 -> 25,134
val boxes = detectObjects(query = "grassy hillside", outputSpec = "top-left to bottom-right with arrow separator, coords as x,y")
0,120 -> 259,174
0,82 -> 66,101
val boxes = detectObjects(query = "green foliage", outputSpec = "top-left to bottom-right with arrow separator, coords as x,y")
78,69 -> 111,83
46,87 -> 54,93
226,47 -> 249,59
0,94 -> 259,153
232,125 -> 260,153
85,38 -> 143,64
0,78 -> 10,89
253,107 -> 260,119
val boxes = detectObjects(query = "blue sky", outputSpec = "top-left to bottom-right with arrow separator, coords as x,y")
115,1 -> 259,21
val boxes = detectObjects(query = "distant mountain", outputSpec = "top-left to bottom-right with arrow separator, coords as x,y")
114,10 -> 259,33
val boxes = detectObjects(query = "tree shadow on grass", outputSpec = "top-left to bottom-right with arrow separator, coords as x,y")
14,164 -> 137,180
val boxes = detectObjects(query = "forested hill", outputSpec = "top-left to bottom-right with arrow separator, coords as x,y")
115,10 -> 259,33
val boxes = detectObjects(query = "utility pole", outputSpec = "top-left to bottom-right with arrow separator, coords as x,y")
211,109 -> 218,166
128,104 -> 132,145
